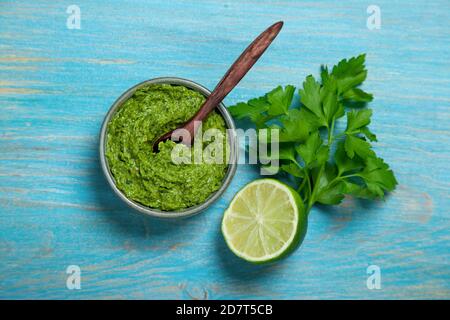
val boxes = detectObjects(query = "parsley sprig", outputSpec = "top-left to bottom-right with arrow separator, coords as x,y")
229,54 -> 397,212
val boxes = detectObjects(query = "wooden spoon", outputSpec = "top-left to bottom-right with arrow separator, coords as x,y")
153,21 -> 283,152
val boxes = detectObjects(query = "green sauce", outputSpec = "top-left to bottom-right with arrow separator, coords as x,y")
106,84 -> 228,211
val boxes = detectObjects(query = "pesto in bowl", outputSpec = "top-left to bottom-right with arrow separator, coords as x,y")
105,83 -> 229,211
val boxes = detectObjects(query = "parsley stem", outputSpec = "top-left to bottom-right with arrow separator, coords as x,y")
293,160 -> 312,203
297,177 -> 306,193
319,173 -> 360,196
307,164 -> 324,211
341,173 -> 359,179
304,167 -> 312,200
334,132 -> 345,140
327,118 -> 336,145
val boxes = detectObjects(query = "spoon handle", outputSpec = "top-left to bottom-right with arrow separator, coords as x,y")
183,21 -> 283,140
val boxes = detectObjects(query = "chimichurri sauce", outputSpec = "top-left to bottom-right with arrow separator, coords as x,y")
106,84 -> 228,211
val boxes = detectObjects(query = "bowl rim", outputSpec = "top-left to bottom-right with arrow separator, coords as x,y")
99,77 -> 238,218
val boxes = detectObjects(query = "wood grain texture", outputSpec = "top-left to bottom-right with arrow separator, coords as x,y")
0,0 -> 449,299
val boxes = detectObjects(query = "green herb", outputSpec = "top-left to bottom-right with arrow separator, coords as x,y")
229,54 -> 397,212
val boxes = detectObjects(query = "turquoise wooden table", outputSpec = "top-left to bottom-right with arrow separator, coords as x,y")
0,0 -> 449,299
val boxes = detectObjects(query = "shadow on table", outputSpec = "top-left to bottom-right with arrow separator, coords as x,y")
314,194 -> 388,219
214,228 -> 293,282
92,160 -> 191,240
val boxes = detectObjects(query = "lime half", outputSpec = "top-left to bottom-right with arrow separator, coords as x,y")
222,179 -> 307,263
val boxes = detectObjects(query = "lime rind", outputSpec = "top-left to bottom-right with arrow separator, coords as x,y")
222,179 -> 307,264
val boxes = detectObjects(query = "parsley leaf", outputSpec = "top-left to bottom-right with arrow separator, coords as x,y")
229,54 -> 397,214
331,54 -> 368,94
344,135 -> 375,159
274,109 -> 311,143
346,109 -> 372,133
342,87 -> 373,102
227,99 -> 268,123
299,75 -> 327,126
281,162 -> 304,178
335,142 -> 364,174
266,85 -> 295,115
314,163 -> 345,205
295,132 -> 329,168
321,76 -> 342,124
358,156 -> 397,198
228,85 -> 295,126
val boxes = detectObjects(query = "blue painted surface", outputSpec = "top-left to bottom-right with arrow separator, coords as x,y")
0,0 -> 449,299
